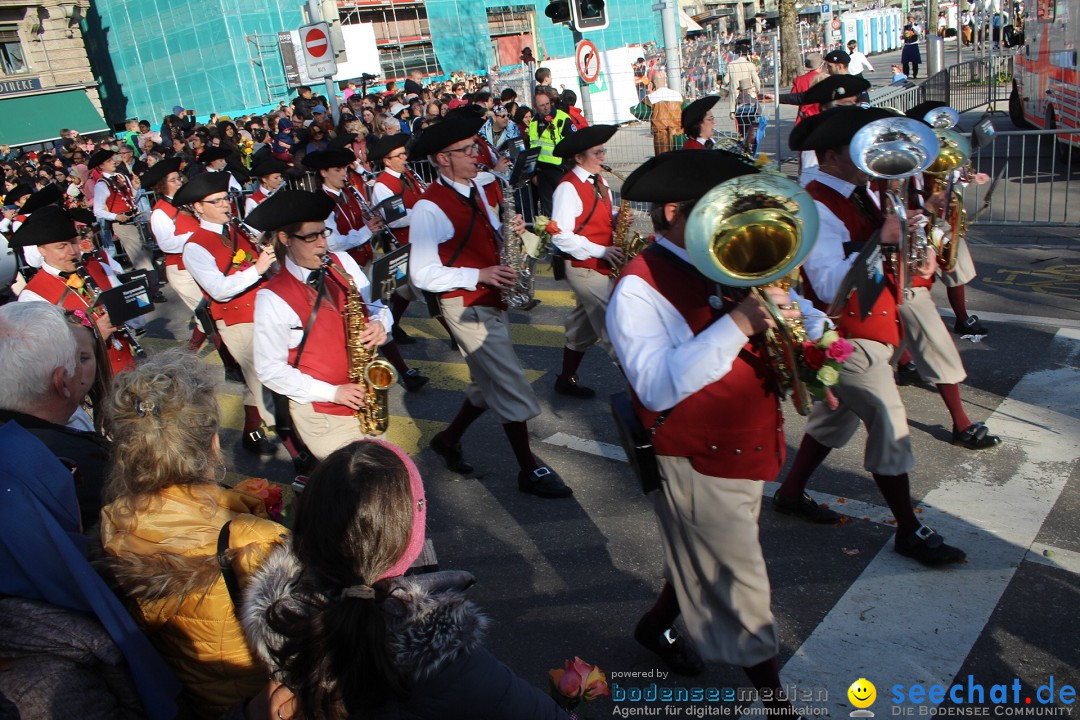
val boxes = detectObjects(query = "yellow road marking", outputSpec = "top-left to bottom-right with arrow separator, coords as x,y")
405,359 -> 545,391
400,317 -> 566,348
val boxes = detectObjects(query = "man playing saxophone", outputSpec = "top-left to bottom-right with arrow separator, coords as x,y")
409,115 -> 572,499
250,190 -> 391,460
549,125 -> 623,399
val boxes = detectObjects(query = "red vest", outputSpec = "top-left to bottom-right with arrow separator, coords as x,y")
621,246 -> 784,480
324,186 -> 374,267
24,260 -> 136,373
682,138 -> 706,150
425,179 -> 504,309
249,188 -> 268,207
262,259 -> 363,416
103,175 -> 135,214
374,170 -> 424,246
804,181 -> 901,347
153,198 -> 196,270
562,171 -> 614,275
187,224 -> 264,325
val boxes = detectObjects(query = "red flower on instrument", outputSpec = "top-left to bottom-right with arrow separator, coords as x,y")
802,341 -> 826,371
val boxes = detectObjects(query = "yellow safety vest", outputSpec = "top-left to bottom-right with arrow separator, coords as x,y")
528,109 -> 572,166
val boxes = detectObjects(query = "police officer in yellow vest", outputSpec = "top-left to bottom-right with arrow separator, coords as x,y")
528,89 -> 574,215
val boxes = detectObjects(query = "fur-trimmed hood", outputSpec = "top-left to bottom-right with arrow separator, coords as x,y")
242,543 -> 489,682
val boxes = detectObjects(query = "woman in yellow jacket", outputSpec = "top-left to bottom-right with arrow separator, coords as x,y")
99,349 -> 288,719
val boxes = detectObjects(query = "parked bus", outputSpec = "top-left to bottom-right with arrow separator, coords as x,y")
1009,0 -> 1079,154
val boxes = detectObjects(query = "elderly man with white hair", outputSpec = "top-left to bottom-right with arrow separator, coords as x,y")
0,302 -> 110,528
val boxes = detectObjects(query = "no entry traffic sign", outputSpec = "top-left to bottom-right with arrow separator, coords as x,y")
300,22 -> 337,78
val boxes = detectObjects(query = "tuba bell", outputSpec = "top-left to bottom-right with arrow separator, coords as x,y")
684,173 -> 819,416
848,116 -> 940,301
923,121 -> 971,273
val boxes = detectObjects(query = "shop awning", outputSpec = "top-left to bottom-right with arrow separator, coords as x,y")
0,87 -> 108,147
680,9 -> 704,31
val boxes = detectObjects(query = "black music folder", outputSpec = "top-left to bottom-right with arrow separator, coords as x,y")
92,280 -> 156,325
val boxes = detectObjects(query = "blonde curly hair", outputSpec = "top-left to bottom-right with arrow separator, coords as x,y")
103,349 -> 221,509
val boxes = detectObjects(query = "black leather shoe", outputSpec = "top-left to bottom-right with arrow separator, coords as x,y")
895,362 -> 922,386
391,325 -> 416,345
152,291 -> 168,304
954,315 -> 988,336
895,525 -> 967,566
633,617 -> 705,676
429,432 -> 473,475
518,465 -> 573,498
292,450 -> 318,475
242,427 -> 277,456
951,422 -> 1001,450
402,369 -> 429,392
773,491 -> 841,524
554,375 -> 596,399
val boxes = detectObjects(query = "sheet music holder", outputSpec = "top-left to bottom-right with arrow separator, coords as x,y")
826,235 -> 889,320
369,244 -> 411,305
375,194 -> 407,224
509,147 -> 540,188
119,268 -> 160,294
91,280 -> 156,326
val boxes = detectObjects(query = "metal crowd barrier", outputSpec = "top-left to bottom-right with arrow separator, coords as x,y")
870,53 -> 1016,116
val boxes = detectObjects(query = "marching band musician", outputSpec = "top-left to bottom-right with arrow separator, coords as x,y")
774,106 -> 967,566
549,125 -> 623,399
302,148 -> 383,269
14,205 -> 140,374
178,172 -> 279,456
10,184 -> 64,274
680,96 -> 720,150
606,151 -> 814,708
89,148 -> 155,273
250,191 -> 392,459
409,115 -> 572,499
244,158 -> 289,215
790,74 -> 871,187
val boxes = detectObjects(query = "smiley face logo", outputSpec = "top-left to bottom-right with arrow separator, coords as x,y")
848,678 -> 877,709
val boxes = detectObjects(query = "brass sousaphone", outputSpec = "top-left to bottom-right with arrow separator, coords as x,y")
921,106 -> 971,272
684,174 -> 819,416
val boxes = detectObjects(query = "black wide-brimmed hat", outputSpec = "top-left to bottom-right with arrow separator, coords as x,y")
681,96 -> 721,132
4,184 -> 34,205
302,149 -> 357,170
244,190 -> 335,232
369,134 -> 410,162
86,149 -> 116,170
409,116 -> 485,160
553,125 -> 618,158
19,184 -> 63,215
139,157 -> 183,190
172,170 -> 231,206
620,149 -> 757,203
198,146 -> 231,163
249,158 -> 291,178
10,205 -> 77,247
800,74 -> 871,106
788,106 -> 896,152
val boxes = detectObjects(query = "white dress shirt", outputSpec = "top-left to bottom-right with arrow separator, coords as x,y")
244,184 -> 278,216
150,197 -> 194,254
800,171 -> 863,305
409,175 -> 502,293
253,253 -> 391,405
606,236 -> 825,412
182,219 -> 263,302
371,169 -> 412,231
207,167 -> 244,194
322,184 -> 374,253
550,165 -> 615,261
93,173 -> 131,221
19,258 -> 121,303
848,50 -> 875,76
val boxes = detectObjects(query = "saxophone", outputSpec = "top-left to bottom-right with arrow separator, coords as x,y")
498,180 -> 538,310
324,255 -> 397,435
602,165 -> 650,278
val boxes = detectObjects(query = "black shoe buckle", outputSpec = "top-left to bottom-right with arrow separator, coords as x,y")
534,466 -> 552,478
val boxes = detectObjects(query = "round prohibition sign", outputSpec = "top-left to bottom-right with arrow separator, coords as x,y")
305,27 -> 329,58
576,40 -> 601,84
831,18 -> 842,30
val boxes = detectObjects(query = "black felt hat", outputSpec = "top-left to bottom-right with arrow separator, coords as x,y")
172,170 -> 231,206
904,100 -> 949,124
198,146 -> 231,163
788,106 -> 896,151
553,125 -> 618,158
327,132 -> 359,150
69,207 -> 96,226
301,149 -> 357,170
824,49 -> 851,65
409,116 -> 485,160
4,184 -> 34,205
800,74 -> 871,106
244,190 -> 335,232
86,149 -> 115,170
369,134 -> 410,162
444,105 -> 487,121
681,96 -> 721,133
10,205 -> 77,247
620,149 -> 758,203
249,158 -> 291,178
139,157 -> 183,190
19,184 -> 63,215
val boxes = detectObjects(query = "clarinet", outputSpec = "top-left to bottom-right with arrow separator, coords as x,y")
74,263 -> 147,359
345,182 -> 400,251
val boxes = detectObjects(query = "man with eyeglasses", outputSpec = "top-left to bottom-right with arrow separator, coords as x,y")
302,148 -> 384,269
251,190 -> 393,460
410,116 -> 573,499
549,125 -> 623,400
89,149 -> 154,274
178,172 -> 281,457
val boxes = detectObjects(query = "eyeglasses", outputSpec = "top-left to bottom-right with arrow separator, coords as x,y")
289,228 -> 332,243
385,151 -> 408,161
444,143 -> 480,157
200,196 -> 231,206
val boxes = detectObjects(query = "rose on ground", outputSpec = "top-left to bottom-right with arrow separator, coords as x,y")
825,337 -> 854,363
549,656 -> 610,710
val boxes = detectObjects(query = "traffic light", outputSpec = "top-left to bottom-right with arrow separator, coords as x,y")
571,0 -> 609,31
319,0 -> 347,62
545,0 -> 571,24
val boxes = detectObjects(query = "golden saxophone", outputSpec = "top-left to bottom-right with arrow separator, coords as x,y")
601,165 -> 650,278
498,178 -> 538,310
323,255 -> 397,435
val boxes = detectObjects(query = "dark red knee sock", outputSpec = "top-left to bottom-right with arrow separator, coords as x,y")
559,347 -> 586,381
502,421 -> 538,472
436,315 -> 455,342
243,405 -> 262,434
187,328 -> 207,353
441,399 -> 485,445
642,581 -> 681,630
872,473 -> 920,534
937,383 -> 973,433
380,340 -> 411,377
278,431 -> 301,460
947,284 -> 968,323
777,435 -> 832,501
213,335 -> 242,373
391,294 -> 410,323
899,349 -> 913,366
